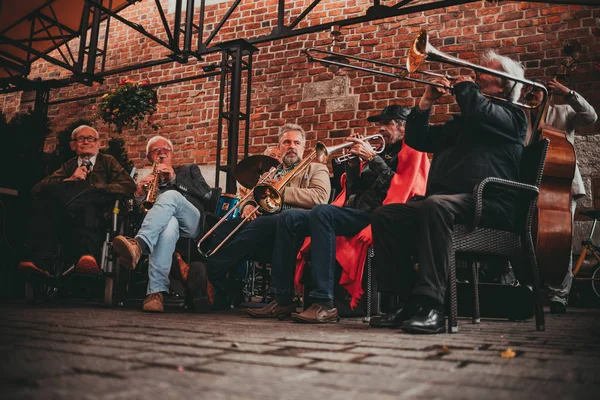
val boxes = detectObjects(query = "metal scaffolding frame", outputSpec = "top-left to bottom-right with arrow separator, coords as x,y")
0,0 -> 596,185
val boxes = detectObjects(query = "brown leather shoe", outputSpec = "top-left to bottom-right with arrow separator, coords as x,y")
112,235 -> 141,270
247,300 -> 297,319
76,255 -> 102,274
291,303 -> 339,324
143,293 -> 164,312
172,252 -> 189,284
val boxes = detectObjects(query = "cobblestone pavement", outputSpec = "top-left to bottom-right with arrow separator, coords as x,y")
1,301 -> 599,399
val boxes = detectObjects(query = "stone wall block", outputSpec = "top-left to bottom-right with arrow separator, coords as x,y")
302,76 -> 349,101
325,96 -> 359,113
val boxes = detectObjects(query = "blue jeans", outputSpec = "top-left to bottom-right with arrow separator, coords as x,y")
136,190 -> 202,295
271,205 -> 371,300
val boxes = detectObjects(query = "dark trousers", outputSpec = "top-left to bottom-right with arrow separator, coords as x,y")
270,205 -> 371,300
371,193 -> 512,306
203,213 -> 282,286
28,182 -> 111,269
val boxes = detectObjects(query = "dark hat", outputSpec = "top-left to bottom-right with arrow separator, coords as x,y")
367,105 -> 411,123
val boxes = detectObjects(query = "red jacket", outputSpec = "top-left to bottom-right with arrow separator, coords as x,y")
295,141 -> 430,308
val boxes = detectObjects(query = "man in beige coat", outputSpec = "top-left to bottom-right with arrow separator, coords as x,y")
527,78 -> 597,313
199,123 -> 331,308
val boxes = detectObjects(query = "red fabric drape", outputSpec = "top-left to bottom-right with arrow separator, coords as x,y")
294,141 -> 430,308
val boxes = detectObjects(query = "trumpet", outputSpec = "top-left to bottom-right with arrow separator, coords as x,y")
141,156 -> 164,212
333,134 -> 385,164
197,135 -> 385,258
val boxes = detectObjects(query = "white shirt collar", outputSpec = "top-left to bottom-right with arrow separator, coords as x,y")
77,154 -> 98,169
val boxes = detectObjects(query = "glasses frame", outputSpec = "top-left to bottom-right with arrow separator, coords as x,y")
149,147 -> 173,155
73,136 -> 99,143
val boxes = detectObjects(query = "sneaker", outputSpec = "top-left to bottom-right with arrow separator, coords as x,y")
143,293 -> 164,312
549,301 -> 566,314
17,261 -> 49,276
112,236 -> 141,270
76,255 -> 102,274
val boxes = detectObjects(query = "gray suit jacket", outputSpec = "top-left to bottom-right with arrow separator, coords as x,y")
547,92 -> 598,197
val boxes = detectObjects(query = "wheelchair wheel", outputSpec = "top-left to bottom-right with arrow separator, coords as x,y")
104,260 -> 128,307
104,277 -> 115,306
592,262 -> 600,299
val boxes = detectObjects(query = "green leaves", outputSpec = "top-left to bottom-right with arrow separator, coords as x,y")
96,81 -> 159,133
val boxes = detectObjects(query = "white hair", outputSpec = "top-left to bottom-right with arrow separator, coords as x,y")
481,50 -> 525,103
146,135 -> 174,155
278,123 -> 306,145
71,125 -> 99,139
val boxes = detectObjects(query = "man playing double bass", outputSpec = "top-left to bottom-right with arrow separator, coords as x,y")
526,78 -> 597,314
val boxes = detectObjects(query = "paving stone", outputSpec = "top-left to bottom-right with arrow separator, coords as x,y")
2,303 -> 599,399
273,340 -> 351,351
349,346 -> 437,359
217,352 -> 313,367
297,351 -> 363,362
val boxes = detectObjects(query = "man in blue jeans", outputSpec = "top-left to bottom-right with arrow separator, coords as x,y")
112,135 -> 212,312
248,105 -> 419,323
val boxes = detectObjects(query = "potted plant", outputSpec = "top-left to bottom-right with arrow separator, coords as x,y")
96,79 -> 160,133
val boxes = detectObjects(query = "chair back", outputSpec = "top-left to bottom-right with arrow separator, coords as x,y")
519,139 -> 549,187
515,139 -> 549,231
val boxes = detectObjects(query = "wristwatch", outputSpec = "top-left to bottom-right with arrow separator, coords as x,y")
565,90 -> 575,99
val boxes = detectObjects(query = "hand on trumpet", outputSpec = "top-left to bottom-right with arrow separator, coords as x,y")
241,204 -> 261,221
345,134 -> 377,162
419,77 -> 452,110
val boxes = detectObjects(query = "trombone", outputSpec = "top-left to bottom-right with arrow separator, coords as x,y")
305,30 -> 548,131
304,47 -> 451,85
197,134 -> 385,258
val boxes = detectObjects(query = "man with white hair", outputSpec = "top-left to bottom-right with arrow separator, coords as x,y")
112,135 -> 214,312
370,50 -> 528,334
19,125 -> 135,275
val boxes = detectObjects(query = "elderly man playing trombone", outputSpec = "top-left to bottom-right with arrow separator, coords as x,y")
248,106 -> 430,323
370,50 -> 528,334
198,123 -> 331,309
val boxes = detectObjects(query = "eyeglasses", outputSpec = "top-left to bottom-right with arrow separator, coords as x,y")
74,136 -> 98,143
149,147 -> 172,154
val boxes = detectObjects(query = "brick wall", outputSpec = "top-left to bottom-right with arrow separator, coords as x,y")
2,1 -> 599,224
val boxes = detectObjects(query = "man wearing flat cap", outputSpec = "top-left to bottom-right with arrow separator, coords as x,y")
248,105 -> 430,323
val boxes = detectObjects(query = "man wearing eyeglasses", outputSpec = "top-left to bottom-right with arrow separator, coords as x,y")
19,125 -> 135,276
113,135 -> 213,312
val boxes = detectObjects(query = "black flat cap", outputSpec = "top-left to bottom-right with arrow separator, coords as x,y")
367,105 -> 411,122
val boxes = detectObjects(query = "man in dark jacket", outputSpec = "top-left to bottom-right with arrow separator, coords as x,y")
18,125 -> 136,275
112,135 -> 213,312
370,50 -> 528,334
248,106 -> 428,323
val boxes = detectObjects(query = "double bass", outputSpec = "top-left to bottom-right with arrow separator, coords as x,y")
529,41 -> 581,285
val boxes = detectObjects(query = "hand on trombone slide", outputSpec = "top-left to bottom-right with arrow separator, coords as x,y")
241,204 -> 261,221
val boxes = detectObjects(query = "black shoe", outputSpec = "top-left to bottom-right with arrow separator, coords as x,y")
402,307 -> 446,334
369,305 -> 420,328
549,301 -> 566,314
